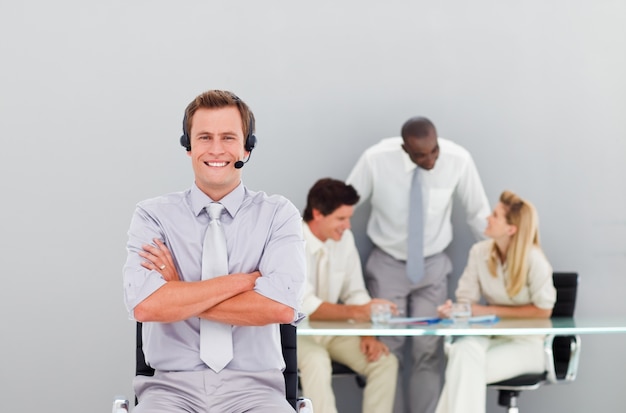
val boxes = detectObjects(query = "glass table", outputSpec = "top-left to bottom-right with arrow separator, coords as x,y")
297,317 -> 626,336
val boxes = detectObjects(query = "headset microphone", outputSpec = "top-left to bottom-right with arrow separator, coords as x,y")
234,150 -> 254,169
234,125 -> 257,169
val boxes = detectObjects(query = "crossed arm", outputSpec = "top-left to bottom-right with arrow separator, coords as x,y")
133,239 -> 294,326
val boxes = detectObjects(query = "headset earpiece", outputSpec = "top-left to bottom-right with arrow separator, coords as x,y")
180,113 -> 191,151
244,115 -> 257,152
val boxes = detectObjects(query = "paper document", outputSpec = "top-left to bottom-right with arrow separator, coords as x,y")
388,315 -> 500,325
467,314 -> 499,323
440,314 -> 500,324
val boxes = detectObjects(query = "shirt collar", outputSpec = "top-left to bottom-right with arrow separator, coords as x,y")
399,136 -> 441,175
402,150 -> 417,174
190,181 -> 245,218
302,221 -> 326,254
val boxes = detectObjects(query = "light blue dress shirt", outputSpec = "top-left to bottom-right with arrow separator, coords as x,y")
123,182 -> 306,372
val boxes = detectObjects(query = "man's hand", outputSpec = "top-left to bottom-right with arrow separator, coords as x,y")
437,299 -> 453,319
349,298 -> 399,323
360,336 -> 390,362
369,298 -> 399,315
140,239 -> 261,289
140,238 -> 180,281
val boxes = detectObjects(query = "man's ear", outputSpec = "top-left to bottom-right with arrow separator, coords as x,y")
312,208 -> 324,221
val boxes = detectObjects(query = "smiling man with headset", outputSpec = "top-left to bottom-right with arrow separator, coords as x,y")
123,90 -> 306,412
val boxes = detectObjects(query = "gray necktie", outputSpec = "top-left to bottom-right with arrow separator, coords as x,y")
407,168 -> 425,284
200,202 -> 233,372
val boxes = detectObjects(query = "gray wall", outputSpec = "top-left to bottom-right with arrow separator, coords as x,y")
1,1 -> 625,412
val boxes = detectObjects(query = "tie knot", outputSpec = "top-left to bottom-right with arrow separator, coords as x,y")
207,203 -> 225,221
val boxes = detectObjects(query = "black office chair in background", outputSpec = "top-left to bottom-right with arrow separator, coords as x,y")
487,272 -> 581,413
294,354 -> 366,412
330,361 -> 367,388
113,323 -> 313,412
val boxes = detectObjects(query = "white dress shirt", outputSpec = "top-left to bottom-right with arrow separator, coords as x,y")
301,222 -> 371,316
347,137 -> 490,260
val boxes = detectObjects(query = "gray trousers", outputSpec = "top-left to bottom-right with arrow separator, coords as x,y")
133,368 -> 294,413
365,247 -> 452,413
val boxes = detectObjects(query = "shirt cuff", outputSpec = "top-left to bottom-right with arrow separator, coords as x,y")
291,309 -> 306,326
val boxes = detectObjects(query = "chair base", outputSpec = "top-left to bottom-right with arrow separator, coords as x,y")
498,390 -> 520,411
490,373 -> 544,413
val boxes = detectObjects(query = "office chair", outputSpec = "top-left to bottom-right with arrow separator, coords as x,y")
488,271 -> 581,413
113,323 -> 313,412
330,361 -> 367,388
296,359 -> 366,393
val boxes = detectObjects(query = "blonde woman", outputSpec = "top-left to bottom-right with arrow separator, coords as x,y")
435,191 -> 556,413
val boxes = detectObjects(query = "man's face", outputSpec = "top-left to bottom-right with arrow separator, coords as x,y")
401,130 -> 439,170
187,106 -> 247,199
313,204 -> 354,242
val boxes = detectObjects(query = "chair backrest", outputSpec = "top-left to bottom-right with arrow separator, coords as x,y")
280,324 -> 298,409
550,272 -> 580,380
551,272 -> 579,318
135,323 -> 154,377
135,322 -> 298,410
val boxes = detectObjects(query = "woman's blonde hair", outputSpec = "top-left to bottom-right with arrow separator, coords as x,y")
488,190 -> 540,297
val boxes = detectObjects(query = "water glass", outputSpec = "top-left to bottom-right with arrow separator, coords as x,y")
370,303 -> 392,325
451,302 -> 471,325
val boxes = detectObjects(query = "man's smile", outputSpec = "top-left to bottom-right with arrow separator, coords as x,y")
205,161 -> 228,167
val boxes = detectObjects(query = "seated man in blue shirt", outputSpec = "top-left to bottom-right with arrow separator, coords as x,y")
123,90 -> 306,413
298,178 -> 398,413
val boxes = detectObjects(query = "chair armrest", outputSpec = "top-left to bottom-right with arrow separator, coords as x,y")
543,334 -> 581,384
112,396 -> 129,413
297,397 -> 315,412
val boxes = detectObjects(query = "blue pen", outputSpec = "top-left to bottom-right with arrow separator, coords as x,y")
411,317 -> 441,325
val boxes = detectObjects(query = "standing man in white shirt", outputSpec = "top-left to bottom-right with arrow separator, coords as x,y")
346,117 -> 490,413
298,178 -> 398,413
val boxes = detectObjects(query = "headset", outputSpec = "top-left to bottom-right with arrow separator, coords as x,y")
179,93 -> 257,168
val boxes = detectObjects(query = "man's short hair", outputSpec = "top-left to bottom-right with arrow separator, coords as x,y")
401,116 -> 436,140
183,90 -> 255,145
303,178 -> 360,222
